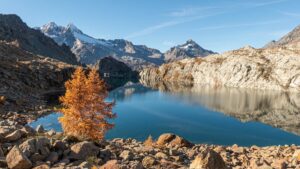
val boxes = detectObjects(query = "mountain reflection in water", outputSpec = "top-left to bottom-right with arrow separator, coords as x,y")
140,81 -> 300,136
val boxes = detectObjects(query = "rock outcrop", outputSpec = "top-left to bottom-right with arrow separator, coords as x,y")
93,56 -> 139,89
140,45 -> 300,91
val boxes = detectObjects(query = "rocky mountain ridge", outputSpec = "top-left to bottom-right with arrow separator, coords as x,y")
0,14 -> 78,65
265,24 -> 300,48
39,22 -> 216,70
39,22 -> 164,70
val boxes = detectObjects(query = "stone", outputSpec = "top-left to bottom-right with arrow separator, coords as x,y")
19,137 -> 51,161
21,125 -> 36,136
0,126 -> 14,136
46,151 -> 59,164
142,156 -> 156,168
157,133 -> 176,146
128,161 -> 143,169
155,152 -> 168,159
79,161 -> 93,168
46,129 -> 56,136
157,133 -> 193,147
100,160 -> 120,169
5,130 -> 22,142
293,150 -> 300,162
53,140 -> 67,150
189,149 -> 226,169
70,141 -> 99,160
0,157 -> 7,168
36,125 -> 45,133
32,164 -> 50,169
119,150 -> 133,161
6,146 -> 32,169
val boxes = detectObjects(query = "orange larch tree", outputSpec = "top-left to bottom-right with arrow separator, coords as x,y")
59,67 -> 116,140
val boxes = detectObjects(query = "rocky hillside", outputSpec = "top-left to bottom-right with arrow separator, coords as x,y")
93,56 -> 139,89
265,24 -> 300,48
0,14 -> 78,65
0,41 -> 75,113
39,22 -> 164,70
164,39 -> 215,62
140,45 -> 300,91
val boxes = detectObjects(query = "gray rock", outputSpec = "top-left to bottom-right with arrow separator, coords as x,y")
142,156 -> 156,168
189,149 -> 226,169
6,146 -> 32,169
119,150 -> 133,161
46,151 -> 59,164
5,130 -> 22,142
69,141 -> 99,160
36,125 -> 45,133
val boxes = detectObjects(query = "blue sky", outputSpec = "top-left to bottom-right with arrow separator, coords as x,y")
0,0 -> 300,52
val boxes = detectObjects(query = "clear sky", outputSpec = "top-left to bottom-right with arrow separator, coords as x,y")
0,0 -> 300,52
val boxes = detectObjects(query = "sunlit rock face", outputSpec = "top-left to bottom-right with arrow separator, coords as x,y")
141,81 -> 300,136
140,46 -> 300,91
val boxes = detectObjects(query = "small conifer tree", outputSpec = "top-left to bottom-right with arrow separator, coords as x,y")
59,67 -> 116,140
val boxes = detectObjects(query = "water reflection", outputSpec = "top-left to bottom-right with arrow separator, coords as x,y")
140,81 -> 300,136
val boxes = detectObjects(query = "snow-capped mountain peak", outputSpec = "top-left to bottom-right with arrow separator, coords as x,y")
164,39 -> 215,62
66,23 -> 83,34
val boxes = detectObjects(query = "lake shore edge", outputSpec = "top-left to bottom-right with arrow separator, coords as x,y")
0,114 -> 299,169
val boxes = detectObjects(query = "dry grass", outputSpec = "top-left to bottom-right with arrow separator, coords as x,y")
194,57 -> 204,64
144,135 -> 155,147
212,57 -> 226,65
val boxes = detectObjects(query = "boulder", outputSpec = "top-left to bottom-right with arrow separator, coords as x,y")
32,164 -> 50,169
36,125 -> 45,133
53,140 -> 67,150
20,125 -> 36,136
19,137 -> 51,161
46,129 -> 56,136
119,150 -> 133,161
6,146 -> 32,169
157,133 -> 193,147
189,149 -> 226,169
46,151 -> 59,164
155,152 -> 168,159
100,160 -> 120,169
5,130 -> 22,142
69,141 -> 99,160
142,156 -> 156,168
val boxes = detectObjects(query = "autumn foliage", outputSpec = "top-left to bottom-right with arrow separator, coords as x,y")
59,67 -> 116,140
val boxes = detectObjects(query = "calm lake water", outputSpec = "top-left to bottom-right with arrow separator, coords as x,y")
30,82 -> 300,146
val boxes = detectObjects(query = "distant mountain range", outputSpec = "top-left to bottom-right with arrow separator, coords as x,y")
38,22 -> 215,70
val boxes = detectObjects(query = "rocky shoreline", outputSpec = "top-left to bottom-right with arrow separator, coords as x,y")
0,118 -> 299,169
